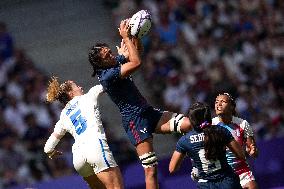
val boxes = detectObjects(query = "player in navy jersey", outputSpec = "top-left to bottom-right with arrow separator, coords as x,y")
169,102 -> 245,189
88,19 -> 192,189
213,93 -> 259,189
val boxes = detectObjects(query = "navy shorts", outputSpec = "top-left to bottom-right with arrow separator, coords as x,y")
197,174 -> 242,189
122,107 -> 163,146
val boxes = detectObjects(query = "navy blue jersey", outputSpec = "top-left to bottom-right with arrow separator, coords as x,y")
97,55 -> 150,118
176,126 -> 235,181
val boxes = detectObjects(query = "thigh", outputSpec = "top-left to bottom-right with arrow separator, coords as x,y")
136,137 -> 154,156
73,146 -> 94,177
155,111 -> 174,133
96,167 -> 124,189
86,138 -> 118,174
155,111 -> 191,133
83,174 -> 106,189
123,108 -> 162,146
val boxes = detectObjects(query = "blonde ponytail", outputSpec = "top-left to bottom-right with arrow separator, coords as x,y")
46,76 -> 61,103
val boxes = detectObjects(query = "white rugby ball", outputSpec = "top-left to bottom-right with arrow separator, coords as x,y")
129,10 -> 152,38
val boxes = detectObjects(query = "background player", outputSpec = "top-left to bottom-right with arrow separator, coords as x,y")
213,93 -> 258,189
169,102 -> 245,189
88,19 -> 192,189
44,77 -> 123,189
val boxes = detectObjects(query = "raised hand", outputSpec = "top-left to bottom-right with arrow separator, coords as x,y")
246,143 -> 258,158
118,19 -> 130,39
47,149 -> 63,159
116,39 -> 129,59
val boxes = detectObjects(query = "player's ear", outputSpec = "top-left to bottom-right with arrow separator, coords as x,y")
68,91 -> 74,99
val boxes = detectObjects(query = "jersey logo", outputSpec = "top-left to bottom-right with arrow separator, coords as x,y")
140,128 -> 147,133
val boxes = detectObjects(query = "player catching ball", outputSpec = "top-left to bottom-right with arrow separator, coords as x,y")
87,17 -> 192,189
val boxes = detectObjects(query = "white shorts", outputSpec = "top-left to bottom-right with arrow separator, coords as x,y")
239,171 -> 256,188
72,138 -> 117,177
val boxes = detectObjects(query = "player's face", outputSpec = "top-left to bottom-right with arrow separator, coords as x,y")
69,81 -> 83,97
215,95 -> 233,116
100,47 -> 116,68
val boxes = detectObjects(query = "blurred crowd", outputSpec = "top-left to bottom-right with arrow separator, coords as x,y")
1,0 -> 284,187
107,0 -> 284,140
0,21 -> 136,188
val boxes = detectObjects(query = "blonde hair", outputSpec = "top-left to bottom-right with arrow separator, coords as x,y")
46,76 -> 72,105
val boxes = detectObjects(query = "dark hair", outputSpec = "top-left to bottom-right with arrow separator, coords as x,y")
88,43 -> 108,77
188,102 -> 227,160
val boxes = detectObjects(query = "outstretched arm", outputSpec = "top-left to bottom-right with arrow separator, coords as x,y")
118,19 -> 141,78
44,132 -> 63,159
169,151 -> 186,173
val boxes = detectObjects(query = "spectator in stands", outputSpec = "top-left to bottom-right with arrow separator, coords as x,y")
0,22 -> 14,60
22,113 -> 48,154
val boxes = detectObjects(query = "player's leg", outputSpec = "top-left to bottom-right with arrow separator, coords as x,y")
83,174 -> 107,189
242,179 -> 258,189
155,111 -> 192,134
73,147 -> 105,189
244,181 -> 258,189
86,138 -> 124,189
95,167 -> 124,189
136,138 -> 158,189
240,171 -> 258,189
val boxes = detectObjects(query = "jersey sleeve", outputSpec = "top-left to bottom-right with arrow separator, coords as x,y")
53,119 -> 67,136
116,55 -> 127,65
176,136 -> 188,154
242,120 -> 254,138
86,84 -> 104,100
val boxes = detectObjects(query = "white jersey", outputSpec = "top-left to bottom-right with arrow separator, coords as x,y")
49,85 -> 117,176
212,116 -> 254,144
54,85 -> 106,144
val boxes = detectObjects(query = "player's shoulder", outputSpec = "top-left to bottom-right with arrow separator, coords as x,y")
178,132 -> 192,142
85,84 -> 104,96
232,116 -> 249,128
212,116 -> 220,124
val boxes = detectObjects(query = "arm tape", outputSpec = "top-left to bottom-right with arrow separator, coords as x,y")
44,134 -> 60,154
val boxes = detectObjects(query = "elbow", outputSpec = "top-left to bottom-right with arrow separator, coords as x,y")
135,59 -> 141,67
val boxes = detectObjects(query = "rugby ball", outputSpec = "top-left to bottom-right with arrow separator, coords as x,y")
129,10 -> 152,38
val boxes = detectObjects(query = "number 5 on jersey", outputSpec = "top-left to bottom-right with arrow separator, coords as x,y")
70,109 -> 87,135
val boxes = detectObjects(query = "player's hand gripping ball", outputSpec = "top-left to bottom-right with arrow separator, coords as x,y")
129,10 -> 152,39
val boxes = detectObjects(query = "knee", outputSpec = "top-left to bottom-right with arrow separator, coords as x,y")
139,151 -> 158,180
139,151 -> 158,168
144,166 -> 158,180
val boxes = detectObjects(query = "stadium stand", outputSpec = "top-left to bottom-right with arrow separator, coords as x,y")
1,0 -> 284,188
